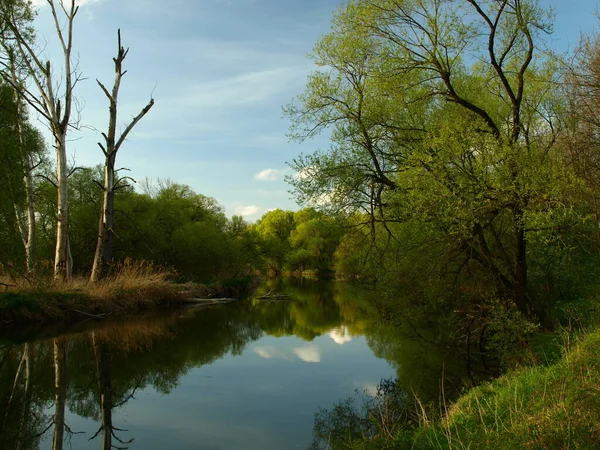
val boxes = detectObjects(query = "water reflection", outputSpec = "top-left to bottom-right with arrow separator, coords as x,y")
0,278 -> 471,449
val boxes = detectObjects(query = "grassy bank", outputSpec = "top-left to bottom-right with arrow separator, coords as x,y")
0,264 -> 258,324
407,331 -> 600,449
311,329 -> 600,450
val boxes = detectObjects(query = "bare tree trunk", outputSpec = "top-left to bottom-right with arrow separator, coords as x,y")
3,0 -> 80,281
91,156 -> 114,282
54,132 -> 72,280
90,29 -> 154,282
51,339 -> 67,450
9,60 -> 36,273
4,345 -> 26,416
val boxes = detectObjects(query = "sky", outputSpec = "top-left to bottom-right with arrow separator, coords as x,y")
28,0 -> 600,221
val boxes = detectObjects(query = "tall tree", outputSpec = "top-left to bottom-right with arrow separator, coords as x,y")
288,0 -> 573,313
3,0 -> 81,280
90,29 -> 154,282
564,28 -> 600,241
0,0 -> 42,273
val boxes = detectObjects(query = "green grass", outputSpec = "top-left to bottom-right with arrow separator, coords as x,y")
410,331 -> 600,449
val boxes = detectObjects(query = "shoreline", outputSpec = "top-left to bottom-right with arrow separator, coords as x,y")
0,276 -> 258,326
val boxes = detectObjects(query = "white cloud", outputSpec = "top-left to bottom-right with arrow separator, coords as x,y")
254,168 -> 289,181
235,205 -> 259,217
293,346 -> 321,363
329,326 -> 352,345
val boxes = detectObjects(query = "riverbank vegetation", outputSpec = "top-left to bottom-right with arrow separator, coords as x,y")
310,329 -> 600,450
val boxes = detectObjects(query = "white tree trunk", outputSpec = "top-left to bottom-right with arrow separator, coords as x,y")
54,133 -> 72,280
3,0 -> 79,281
7,56 -> 36,272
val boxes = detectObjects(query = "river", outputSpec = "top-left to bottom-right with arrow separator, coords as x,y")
0,278 -> 472,449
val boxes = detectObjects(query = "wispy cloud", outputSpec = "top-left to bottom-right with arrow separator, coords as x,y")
363,383 -> 378,397
171,66 -> 306,110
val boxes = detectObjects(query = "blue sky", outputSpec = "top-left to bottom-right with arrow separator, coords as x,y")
29,0 -> 599,220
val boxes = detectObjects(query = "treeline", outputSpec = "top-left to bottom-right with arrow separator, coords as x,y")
2,155 -> 370,282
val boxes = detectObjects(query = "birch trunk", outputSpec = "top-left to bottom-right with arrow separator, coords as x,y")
90,147 -> 115,281
3,0 -> 79,281
54,132 -> 72,280
9,60 -> 36,273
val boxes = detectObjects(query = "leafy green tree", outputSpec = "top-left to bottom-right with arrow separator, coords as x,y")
287,0 -> 580,315
255,209 -> 295,274
289,211 -> 343,274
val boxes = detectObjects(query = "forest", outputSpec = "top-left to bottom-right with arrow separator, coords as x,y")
1,0 -> 600,448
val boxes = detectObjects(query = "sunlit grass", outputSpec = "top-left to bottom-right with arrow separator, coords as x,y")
412,332 -> 600,449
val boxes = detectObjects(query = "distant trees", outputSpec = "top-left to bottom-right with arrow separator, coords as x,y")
33,173 -> 260,282
252,208 -> 344,276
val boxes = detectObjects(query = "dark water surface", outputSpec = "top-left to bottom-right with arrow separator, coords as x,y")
0,279 -> 470,450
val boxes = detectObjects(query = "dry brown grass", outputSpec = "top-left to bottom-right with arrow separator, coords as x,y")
0,261 -> 187,323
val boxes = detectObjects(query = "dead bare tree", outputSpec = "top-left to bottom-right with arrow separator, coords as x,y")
3,0 -> 82,281
90,29 -> 154,282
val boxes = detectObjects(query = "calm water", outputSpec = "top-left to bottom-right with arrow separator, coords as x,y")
0,279 -> 470,450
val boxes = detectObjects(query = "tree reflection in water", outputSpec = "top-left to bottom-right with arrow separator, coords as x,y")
0,278 -> 472,449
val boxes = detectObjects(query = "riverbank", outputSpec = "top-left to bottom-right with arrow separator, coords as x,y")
318,328 -> 600,449
406,330 -> 600,449
0,269 -> 258,325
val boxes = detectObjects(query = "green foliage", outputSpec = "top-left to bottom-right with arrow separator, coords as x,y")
29,172 -> 262,281
252,208 -> 345,276
0,82 -> 46,270
411,332 -> 600,449
285,0 -> 596,323
484,300 -> 539,368
254,209 -> 295,274
309,330 -> 600,450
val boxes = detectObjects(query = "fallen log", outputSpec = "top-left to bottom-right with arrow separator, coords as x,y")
183,298 -> 239,305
